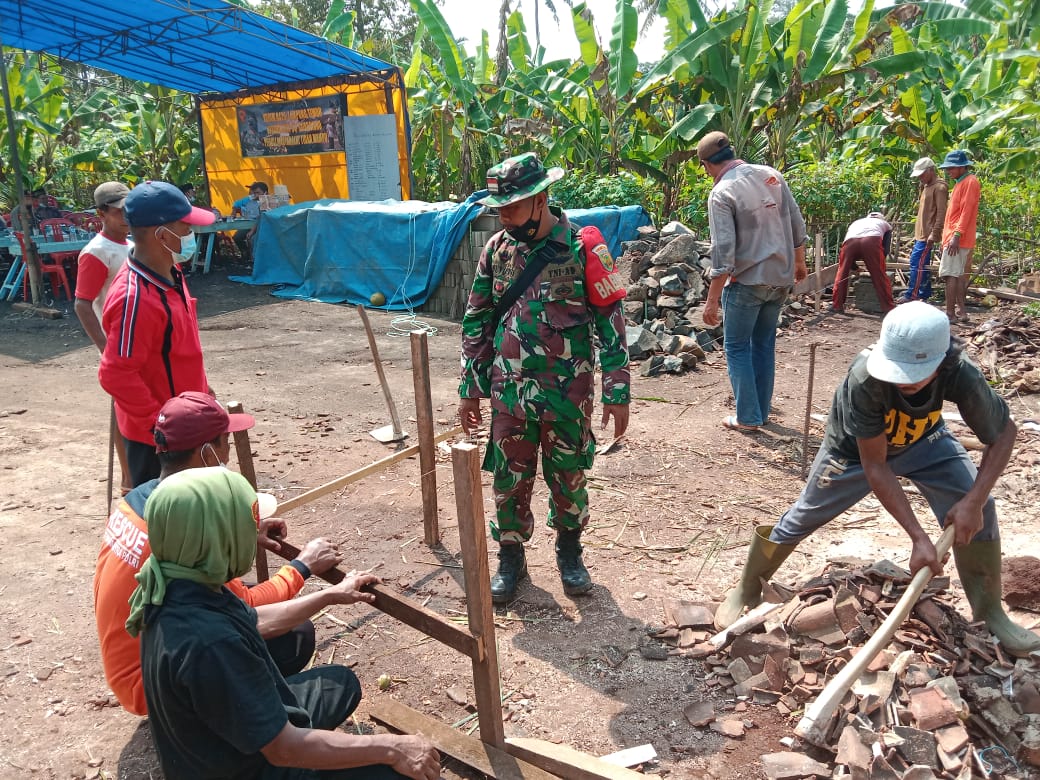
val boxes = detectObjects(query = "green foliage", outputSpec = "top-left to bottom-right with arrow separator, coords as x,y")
550,171 -> 650,210
1023,301 -> 1040,319
784,159 -> 884,229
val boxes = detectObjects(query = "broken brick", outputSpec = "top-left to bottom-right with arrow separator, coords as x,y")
760,752 -> 830,779
908,687 -> 960,730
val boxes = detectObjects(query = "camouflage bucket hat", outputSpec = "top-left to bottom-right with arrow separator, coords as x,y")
478,152 -> 565,207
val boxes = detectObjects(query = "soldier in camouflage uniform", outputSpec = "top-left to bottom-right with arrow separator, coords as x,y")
458,153 -> 631,604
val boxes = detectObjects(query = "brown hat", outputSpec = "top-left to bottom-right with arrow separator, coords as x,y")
697,131 -> 732,162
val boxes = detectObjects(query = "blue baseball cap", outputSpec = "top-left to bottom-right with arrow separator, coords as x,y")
124,181 -> 216,228
937,150 -> 974,169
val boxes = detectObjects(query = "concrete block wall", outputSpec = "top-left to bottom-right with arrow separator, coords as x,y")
421,214 -> 499,320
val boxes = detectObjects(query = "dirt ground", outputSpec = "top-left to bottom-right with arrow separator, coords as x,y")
2,265 -> 1039,780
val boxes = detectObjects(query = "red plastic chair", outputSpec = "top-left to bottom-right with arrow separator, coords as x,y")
65,212 -> 95,226
38,218 -> 81,291
13,231 -> 72,301
82,216 -> 103,233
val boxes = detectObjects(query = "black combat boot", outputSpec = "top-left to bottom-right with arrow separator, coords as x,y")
556,528 -> 593,596
490,544 -> 527,604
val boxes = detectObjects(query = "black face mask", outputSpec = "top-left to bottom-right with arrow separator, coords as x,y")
504,199 -> 541,243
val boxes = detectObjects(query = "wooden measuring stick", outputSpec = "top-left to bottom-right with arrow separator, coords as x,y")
275,426 -> 462,515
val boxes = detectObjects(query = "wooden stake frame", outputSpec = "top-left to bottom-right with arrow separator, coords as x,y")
234,329 -> 642,778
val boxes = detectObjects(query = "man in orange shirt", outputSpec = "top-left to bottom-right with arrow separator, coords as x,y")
94,391 -> 343,715
937,150 -> 980,324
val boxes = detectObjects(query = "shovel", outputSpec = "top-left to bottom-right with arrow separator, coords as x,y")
357,305 -> 408,443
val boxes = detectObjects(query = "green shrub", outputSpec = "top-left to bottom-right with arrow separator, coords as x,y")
551,171 -> 651,211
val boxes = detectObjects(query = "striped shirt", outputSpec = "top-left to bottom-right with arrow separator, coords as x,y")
98,256 -> 208,444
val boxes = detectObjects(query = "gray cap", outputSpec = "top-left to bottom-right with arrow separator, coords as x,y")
94,181 -> 130,209
866,302 -> 950,384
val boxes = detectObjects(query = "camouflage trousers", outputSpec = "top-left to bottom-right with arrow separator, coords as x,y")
482,410 -> 595,544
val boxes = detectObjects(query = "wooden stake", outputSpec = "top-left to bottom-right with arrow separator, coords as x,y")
813,231 -> 824,312
410,330 -> 439,546
228,400 -> 268,582
452,442 -> 505,747
801,342 -> 818,480
275,426 -> 462,515
794,525 -> 955,746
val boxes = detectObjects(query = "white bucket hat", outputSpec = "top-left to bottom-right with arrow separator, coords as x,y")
866,302 -> 950,384
910,157 -> 936,178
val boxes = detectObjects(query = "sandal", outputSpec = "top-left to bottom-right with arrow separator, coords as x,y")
723,415 -> 760,433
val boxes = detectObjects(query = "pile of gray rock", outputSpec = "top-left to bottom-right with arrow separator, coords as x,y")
620,222 -> 722,376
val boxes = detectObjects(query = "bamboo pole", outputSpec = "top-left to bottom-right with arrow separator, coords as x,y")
274,426 -> 462,515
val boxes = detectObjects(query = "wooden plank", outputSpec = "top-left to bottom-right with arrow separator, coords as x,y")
228,401 -> 268,583
11,301 -> 62,319
270,539 -> 480,660
369,699 -> 559,780
452,442 -> 505,747
793,262 -> 838,296
505,738 -> 649,780
410,330 -> 439,546
275,425 -> 462,515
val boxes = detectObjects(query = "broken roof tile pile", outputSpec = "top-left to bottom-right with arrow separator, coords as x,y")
655,558 -> 1040,779
965,312 -> 1040,395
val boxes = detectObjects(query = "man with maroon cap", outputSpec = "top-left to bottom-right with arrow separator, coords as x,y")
99,181 -> 217,486
94,391 -> 343,716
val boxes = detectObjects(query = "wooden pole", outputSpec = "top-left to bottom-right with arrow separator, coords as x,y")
794,525 -> 956,746
800,343 -> 818,480
275,426 -> 462,516
452,442 -> 505,747
228,400 -> 269,583
813,232 -> 823,313
410,330 -> 439,546
357,305 -> 406,441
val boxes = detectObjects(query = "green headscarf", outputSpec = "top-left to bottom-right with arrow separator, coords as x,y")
126,466 -> 259,637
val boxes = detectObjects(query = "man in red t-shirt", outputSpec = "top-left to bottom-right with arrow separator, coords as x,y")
94,391 -> 344,716
75,181 -> 133,492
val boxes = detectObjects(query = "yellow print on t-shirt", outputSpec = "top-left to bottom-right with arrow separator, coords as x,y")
884,408 -> 942,447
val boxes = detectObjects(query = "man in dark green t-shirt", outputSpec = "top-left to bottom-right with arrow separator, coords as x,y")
713,302 -> 1039,657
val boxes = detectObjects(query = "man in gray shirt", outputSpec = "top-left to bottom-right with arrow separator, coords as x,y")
699,132 -> 807,432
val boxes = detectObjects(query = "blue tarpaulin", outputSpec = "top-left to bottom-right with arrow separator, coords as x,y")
231,198 -> 652,309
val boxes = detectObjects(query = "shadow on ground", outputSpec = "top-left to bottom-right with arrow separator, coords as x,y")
0,257 -> 283,364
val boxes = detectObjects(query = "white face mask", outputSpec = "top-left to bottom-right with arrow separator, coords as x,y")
156,226 -> 197,264
201,442 -> 227,469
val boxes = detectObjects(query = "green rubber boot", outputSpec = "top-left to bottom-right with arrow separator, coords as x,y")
556,528 -> 593,596
953,540 -> 1040,657
714,525 -> 799,630
490,544 -> 527,605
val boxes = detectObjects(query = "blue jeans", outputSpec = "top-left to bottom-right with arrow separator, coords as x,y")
721,282 -> 788,427
904,240 -> 933,301
770,426 -> 998,544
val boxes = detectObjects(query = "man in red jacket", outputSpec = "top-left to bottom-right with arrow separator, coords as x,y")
98,181 -> 216,486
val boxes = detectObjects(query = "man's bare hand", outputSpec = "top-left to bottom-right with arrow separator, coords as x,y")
257,517 -> 287,552
390,735 -> 440,780
459,397 -> 483,436
909,536 -> 943,577
601,404 -> 629,439
947,234 -> 961,254
296,537 -> 343,575
944,497 -> 985,546
702,298 -> 721,327
326,570 -> 381,606
794,260 -> 808,283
